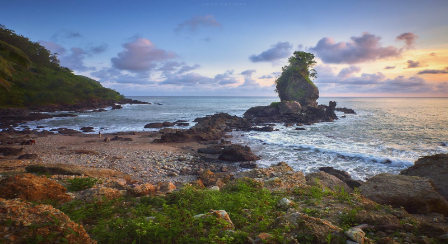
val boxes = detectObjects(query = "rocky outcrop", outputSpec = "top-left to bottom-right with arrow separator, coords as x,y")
319,167 -> 362,189
218,144 -> 260,162
276,76 -> 319,108
400,154 -> 448,200
75,187 -> 124,203
0,198 -> 96,244
276,211 -> 343,244
244,101 -> 339,124
360,173 -> 448,216
0,173 -> 71,204
154,113 -> 250,143
25,163 -> 129,179
306,171 -> 353,193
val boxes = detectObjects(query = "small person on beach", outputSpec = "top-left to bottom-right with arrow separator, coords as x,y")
99,131 -> 102,138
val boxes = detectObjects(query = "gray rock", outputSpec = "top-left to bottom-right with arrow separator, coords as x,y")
278,101 -> 302,115
306,171 -> 353,193
360,173 -> 448,216
344,227 -> 365,243
400,154 -> 448,200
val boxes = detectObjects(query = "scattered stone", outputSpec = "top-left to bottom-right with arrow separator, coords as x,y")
239,161 -> 258,169
131,183 -> 156,197
0,147 -> 24,156
157,182 -> 176,193
277,198 -> 294,208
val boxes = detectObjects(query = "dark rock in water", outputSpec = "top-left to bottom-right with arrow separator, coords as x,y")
239,161 -> 258,169
144,123 -> 164,128
111,105 -> 123,110
250,126 -> 274,132
198,146 -> 223,154
155,113 -> 250,143
163,122 -> 175,127
52,114 -> 78,117
177,122 -> 190,126
58,128 -> 81,134
295,127 -> 306,130
335,107 -> 356,114
80,126 -> 95,132
318,166 -> 362,189
18,154 -> 39,160
360,173 -> 448,216
218,144 -> 260,162
401,154 -> 448,200
440,142 -> 448,147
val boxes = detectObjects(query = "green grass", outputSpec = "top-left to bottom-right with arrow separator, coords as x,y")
65,177 -> 99,191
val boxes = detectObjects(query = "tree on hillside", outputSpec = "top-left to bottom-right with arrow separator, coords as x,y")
0,40 -> 31,90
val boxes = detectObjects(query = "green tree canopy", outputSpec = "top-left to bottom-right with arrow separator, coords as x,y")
0,40 -> 31,90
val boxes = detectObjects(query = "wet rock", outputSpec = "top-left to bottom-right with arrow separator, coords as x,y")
335,107 -> 356,114
80,126 -> 95,132
360,173 -> 448,216
0,198 -> 96,244
400,154 -> 448,200
111,104 -> 122,110
162,122 -> 175,127
250,126 -> 274,132
239,161 -> 258,169
58,128 -> 81,135
218,144 -> 260,162
0,173 -> 71,204
144,123 -> 164,128
306,171 -> 353,193
198,146 -> 222,154
176,122 -> 190,126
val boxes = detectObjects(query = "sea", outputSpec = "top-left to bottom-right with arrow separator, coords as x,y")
23,97 -> 448,181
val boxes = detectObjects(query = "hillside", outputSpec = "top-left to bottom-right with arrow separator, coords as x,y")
0,25 -> 125,109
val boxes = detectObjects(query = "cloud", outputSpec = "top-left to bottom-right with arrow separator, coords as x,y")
111,37 -> 177,72
396,32 -> 418,49
406,60 -> 427,68
214,70 -> 239,85
337,66 -> 361,78
51,30 -> 82,41
384,66 -> 396,70
249,42 -> 293,63
259,75 -> 273,79
177,64 -> 200,74
59,47 -> 96,71
309,33 -> 402,64
66,31 -> 82,38
88,44 -> 108,54
418,67 -> 448,74
39,40 -> 67,55
160,73 -> 213,86
241,69 -> 256,77
202,37 -> 211,42
430,52 -> 437,57
174,15 -> 221,33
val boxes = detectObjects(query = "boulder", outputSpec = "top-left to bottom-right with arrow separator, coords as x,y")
278,101 -> 302,115
198,170 -> 230,188
0,198 -> 96,244
359,173 -> 448,215
400,154 -> 448,200
218,144 -> 260,162
157,182 -> 176,193
276,211 -> 343,243
0,173 -> 71,204
162,122 -> 175,127
306,171 -> 353,193
319,167 -> 362,189
198,146 -> 222,154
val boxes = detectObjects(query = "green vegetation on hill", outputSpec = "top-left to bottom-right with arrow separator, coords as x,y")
0,25 -> 124,108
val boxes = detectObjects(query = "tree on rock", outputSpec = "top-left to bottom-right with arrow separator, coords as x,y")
275,51 -> 319,107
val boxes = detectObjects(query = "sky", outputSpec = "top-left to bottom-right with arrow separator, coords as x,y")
2,0 -> 448,97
